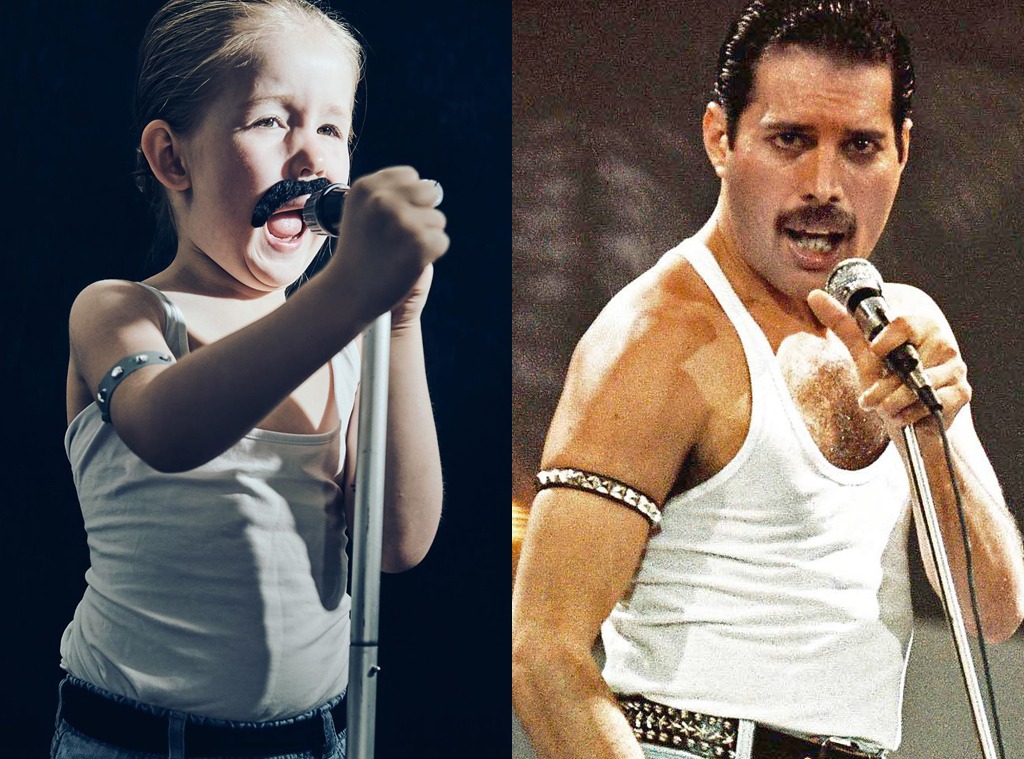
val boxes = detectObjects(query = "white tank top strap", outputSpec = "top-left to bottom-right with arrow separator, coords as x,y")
671,239 -> 776,464
674,240 -> 777,375
134,281 -> 190,358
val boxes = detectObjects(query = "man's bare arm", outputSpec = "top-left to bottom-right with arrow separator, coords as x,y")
513,490 -> 651,759
904,410 -> 1024,642
513,264 -> 716,759
808,286 -> 1024,642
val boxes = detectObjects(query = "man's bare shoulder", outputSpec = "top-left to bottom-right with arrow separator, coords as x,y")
576,248 -> 726,369
542,248 -> 730,500
882,281 -> 957,334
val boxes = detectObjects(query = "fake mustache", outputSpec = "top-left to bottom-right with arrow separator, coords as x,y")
250,178 -> 333,228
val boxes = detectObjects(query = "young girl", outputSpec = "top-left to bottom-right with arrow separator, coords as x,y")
52,1 -> 446,757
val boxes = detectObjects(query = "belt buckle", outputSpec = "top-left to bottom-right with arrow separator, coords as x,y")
818,736 -> 887,759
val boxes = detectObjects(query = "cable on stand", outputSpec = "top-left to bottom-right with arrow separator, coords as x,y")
823,257 -> 1008,758
902,410 -> 1006,759
300,178 -> 444,759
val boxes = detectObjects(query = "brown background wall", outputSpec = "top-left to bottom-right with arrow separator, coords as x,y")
513,1 -> 1024,756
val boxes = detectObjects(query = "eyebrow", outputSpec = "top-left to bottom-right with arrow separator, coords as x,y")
244,95 -> 350,118
761,119 -> 813,133
761,120 -> 889,141
845,128 -> 889,142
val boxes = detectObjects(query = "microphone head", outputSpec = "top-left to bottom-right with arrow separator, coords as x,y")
825,258 -> 883,312
302,182 -> 349,237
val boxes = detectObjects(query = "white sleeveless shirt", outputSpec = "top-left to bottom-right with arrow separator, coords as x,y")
61,283 -> 360,721
601,240 -> 914,750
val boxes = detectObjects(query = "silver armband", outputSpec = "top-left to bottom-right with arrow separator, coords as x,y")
535,467 -> 662,528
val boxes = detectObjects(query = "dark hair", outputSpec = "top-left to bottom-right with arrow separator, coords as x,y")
714,0 -> 914,158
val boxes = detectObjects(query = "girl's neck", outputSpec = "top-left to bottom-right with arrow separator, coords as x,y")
146,249 -> 288,305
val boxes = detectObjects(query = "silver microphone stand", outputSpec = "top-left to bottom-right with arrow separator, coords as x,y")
342,178 -> 443,759
347,311 -> 390,759
901,423 -> 1000,759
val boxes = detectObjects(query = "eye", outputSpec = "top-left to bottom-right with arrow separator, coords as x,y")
771,131 -> 809,151
251,116 -> 284,129
846,136 -> 881,159
318,123 -> 345,139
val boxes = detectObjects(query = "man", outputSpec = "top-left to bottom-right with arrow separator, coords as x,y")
511,1 -> 1024,758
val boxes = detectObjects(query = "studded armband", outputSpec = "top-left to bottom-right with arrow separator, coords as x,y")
535,467 -> 662,529
96,351 -> 175,423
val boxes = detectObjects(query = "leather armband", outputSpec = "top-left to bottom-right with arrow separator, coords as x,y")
96,351 -> 175,423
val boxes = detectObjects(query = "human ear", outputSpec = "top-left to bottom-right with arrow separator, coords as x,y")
897,118 -> 912,172
702,102 -> 730,179
140,120 -> 191,192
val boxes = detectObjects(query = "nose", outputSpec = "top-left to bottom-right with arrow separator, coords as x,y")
799,147 -> 844,205
287,129 -> 326,179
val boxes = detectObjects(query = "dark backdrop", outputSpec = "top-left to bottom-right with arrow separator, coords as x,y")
4,2 -> 508,757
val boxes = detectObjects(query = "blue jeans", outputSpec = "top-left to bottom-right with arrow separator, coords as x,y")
51,676 -> 346,759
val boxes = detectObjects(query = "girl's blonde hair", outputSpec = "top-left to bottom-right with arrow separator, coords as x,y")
133,0 -> 363,263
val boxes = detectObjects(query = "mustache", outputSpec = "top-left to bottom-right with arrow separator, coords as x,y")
250,178 -> 333,228
776,204 -> 856,236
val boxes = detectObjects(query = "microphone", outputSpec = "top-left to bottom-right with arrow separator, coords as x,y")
825,258 -> 942,413
302,182 -> 349,237
302,179 -> 445,238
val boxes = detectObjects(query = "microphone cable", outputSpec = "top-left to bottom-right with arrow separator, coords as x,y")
825,257 -> 1008,756
929,406 -> 1007,759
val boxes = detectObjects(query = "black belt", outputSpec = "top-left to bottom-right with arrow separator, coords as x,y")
752,729 -> 886,759
60,679 -> 346,757
617,695 -> 887,759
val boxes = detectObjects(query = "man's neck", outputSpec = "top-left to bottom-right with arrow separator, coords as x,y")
696,212 -> 828,351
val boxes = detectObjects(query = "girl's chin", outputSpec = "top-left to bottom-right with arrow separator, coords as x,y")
245,252 -> 317,292
247,262 -> 312,292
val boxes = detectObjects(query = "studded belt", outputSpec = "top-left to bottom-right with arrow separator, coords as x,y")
617,694 -> 887,759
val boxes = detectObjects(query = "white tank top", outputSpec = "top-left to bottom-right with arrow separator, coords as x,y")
601,240 -> 913,751
61,283 -> 360,721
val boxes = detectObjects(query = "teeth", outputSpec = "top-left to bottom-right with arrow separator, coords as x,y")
786,229 -> 838,253
796,236 -> 832,252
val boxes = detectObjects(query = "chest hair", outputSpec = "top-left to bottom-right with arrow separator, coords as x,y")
776,334 -> 889,470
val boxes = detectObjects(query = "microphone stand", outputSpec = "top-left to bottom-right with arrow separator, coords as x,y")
347,312 -> 390,759
305,178 -> 440,759
901,423 -> 999,759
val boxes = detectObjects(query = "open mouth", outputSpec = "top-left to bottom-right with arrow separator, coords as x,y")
265,210 -> 305,242
783,228 -> 846,253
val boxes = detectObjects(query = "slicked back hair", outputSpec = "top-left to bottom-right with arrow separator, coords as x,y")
714,0 -> 914,158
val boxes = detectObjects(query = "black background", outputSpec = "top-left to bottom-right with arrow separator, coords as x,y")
5,2 -> 508,757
